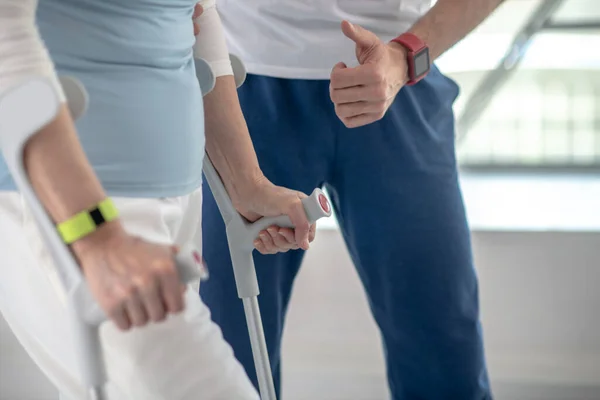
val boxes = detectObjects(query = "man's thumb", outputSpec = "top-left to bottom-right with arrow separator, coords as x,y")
332,62 -> 347,72
341,20 -> 378,48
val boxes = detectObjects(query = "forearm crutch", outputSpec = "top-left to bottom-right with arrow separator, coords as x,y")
0,78 -> 206,400
194,58 -> 333,400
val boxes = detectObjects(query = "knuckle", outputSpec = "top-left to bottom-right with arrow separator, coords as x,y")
296,221 -> 310,232
285,200 -> 302,215
118,282 -> 136,299
330,92 -> 339,104
153,312 -> 167,323
105,300 -> 121,316
133,317 -> 148,327
330,69 -> 341,81
114,319 -> 130,331
153,258 -> 176,275
373,86 -> 387,99
172,301 -> 185,314
336,106 -> 349,118
133,274 -> 154,289
372,67 -> 385,83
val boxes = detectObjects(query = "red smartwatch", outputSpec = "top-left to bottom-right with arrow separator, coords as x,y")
390,32 -> 430,85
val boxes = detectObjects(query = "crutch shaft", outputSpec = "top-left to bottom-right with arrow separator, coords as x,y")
244,297 -> 277,400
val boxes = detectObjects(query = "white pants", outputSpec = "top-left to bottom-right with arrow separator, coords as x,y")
0,190 -> 259,400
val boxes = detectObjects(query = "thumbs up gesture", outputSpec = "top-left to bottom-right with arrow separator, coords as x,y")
330,21 -> 409,128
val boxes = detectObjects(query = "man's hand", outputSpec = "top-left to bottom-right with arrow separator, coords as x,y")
193,3 -> 203,36
330,20 -> 409,128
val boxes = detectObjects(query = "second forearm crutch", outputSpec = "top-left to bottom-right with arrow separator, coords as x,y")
202,156 -> 331,400
0,78 -> 206,400
194,56 -> 332,400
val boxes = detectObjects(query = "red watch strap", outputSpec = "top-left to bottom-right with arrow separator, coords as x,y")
390,32 -> 429,85
391,32 -> 426,53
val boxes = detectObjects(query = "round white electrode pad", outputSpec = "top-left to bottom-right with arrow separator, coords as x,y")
229,54 -> 247,88
194,58 -> 217,96
59,76 -> 89,120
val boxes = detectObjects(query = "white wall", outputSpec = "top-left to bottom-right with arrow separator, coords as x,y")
473,231 -> 600,397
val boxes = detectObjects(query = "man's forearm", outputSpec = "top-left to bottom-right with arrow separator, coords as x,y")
203,75 -> 263,206
408,0 -> 505,60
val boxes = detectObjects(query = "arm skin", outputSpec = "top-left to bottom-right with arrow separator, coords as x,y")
405,0 -> 506,61
202,75 -> 313,250
24,106 -> 124,258
197,0 -> 313,250
202,75 -> 262,211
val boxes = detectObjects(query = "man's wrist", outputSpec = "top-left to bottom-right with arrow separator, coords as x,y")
390,32 -> 431,85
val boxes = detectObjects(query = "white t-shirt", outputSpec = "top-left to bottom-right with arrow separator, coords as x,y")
218,0 -> 433,79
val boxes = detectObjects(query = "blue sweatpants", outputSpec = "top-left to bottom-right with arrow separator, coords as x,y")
201,65 -> 492,400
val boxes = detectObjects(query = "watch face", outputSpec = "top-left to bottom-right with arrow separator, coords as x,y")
413,47 -> 430,78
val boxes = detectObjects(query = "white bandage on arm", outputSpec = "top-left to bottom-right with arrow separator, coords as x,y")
0,0 -> 65,102
193,0 -> 234,78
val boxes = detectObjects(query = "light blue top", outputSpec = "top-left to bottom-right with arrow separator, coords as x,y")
0,0 -> 205,197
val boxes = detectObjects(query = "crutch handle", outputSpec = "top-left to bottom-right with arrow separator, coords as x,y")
173,244 -> 209,282
203,150 -> 333,299
243,188 -> 332,249
203,153 -> 333,250
80,245 -> 208,326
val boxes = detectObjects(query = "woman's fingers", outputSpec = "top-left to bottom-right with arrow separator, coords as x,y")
286,197 -> 311,250
278,227 -> 297,247
137,276 -> 167,323
252,226 -> 304,254
193,3 -> 203,18
258,230 -> 277,254
155,258 -> 185,314
252,225 -> 311,254
109,304 -> 131,331
269,226 -> 298,252
192,3 -> 203,36
253,239 -> 269,255
124,291 -> 149,328
308,223 -> 317,243
80,234 -> 189,331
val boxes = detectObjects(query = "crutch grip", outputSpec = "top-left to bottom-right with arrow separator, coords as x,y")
80,245 -> 208,326
174,244 -> 209,282
243,188 -> 332,248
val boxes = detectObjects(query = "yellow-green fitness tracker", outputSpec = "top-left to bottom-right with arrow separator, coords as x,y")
56,198 -> 119,244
